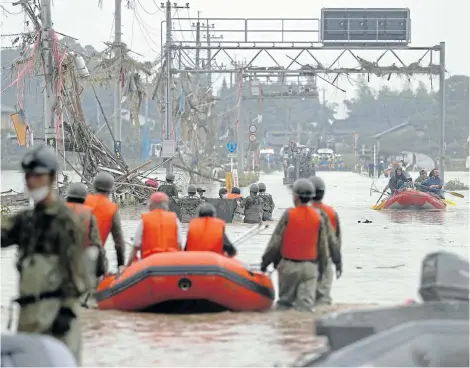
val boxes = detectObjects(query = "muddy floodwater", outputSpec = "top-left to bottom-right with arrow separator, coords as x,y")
1,170 -> 469,366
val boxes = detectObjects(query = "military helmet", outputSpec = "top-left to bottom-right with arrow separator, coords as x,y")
188,184 -> 197,194
219,187 -> 228,196
308,176 -> 325,192
231,187 -> 241,194
258,182 -> 266,191
166,173 -> 175,182
198,203 -> 217,217
93,171 -> 114,192
21,145 -> 59,175
67,182 -> 88,200
292,178 -> 315,198
249,184 -> 259,193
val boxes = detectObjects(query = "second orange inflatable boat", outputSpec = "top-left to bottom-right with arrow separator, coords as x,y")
96,251 -> 275,313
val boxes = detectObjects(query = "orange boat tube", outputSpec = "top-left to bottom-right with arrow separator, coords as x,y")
96,251 -> 275,313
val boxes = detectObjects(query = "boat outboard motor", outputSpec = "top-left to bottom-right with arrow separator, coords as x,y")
1,333 -> 77,367
301,251 -> 469,367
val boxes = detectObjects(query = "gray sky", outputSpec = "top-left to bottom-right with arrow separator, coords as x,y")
1,0 -> 469,117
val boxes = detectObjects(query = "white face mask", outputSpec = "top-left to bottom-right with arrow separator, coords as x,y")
29,186 -> 50,203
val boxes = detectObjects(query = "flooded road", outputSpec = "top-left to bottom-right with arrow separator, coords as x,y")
1,170 -> 469,366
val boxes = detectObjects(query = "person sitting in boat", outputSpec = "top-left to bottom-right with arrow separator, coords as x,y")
383,167 -> 412,194
185,203 -> 237,257
414,169 -> 428,191
421,168 -> 445,199
126,192 -> 183,266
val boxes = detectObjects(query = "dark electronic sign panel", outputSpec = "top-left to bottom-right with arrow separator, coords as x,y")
321,8 -> 410,46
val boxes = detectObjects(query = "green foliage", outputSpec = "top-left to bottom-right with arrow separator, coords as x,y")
445,178 -> 469,190
238,172 -> 259,187
344,76 -> 469,158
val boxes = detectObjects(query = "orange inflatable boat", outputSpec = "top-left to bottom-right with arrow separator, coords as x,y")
95,251 -> 275,313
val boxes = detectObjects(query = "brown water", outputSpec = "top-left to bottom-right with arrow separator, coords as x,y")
1,170 -> 469,366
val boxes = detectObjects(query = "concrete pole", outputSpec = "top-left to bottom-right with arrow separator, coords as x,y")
165,0 -> 173,174
296,119 -> 301,179
195,12 -> 200,69
438,42 -> 446,182
40,0 -> 54,143
206,27 -> 212,87
114,0 -> 122,142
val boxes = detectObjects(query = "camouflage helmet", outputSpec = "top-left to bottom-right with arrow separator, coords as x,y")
166,173 -> 175,182
21,145 -> 59,175
308,176 -> 325,192
249,184 -> 259,193
219,187 -> 228,196
187,184 -> 197,194
292,178 -> 315,198
258,182 -> 266,191
67,182 -> 88,200
93,171 -> 114,192
198,203 -> 216,217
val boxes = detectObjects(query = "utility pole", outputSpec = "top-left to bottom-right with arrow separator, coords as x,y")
161,1 -> 189,174
40,0 -> 55,147
114,0 -> 122,150
195,12 -> 201,69
438,42 -> 446,182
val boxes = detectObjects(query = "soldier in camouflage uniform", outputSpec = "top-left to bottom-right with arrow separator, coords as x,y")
1,145 -> 93,365
260,179 -> 329,312
243,184 -> 263,224
180,184 -> 204,223
257,182 -> 275,221
196,187 -> 206,200
157,173 -> 179,198
309,176 -> 342,306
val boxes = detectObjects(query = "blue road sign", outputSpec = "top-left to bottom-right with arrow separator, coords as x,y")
226,142 -> 237,153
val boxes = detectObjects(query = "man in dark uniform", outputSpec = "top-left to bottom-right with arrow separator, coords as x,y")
180,184 -> 204,223
157,172 -> 179,198
243,184 -> 263,224
196,187 -> 207,200
1,145 -> 92,364
257,182 -> 275,221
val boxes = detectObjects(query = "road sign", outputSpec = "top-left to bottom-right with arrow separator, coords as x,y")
226,142 -> 237,153
232,169 -> 239,187
227,153 -> 237,158
249,125 -> 257,133
114,140 -> 122,158
321,8 -> 410,45
225,172 -> 233,194
249,133 -> 257,142
46,137 -> 57,150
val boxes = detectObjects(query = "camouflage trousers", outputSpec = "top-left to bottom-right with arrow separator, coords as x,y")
276,259 -> 318,312
316,260 -> 333,305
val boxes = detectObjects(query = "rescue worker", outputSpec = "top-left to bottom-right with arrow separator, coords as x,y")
258,182 -> 275,221
219,187 -> 228,199
243,184 -> 263,224
66,183 -> 102,250
1,145 -> 91,364
421,168 -> 444,199
85,171 -> 125,273
185,203 -> 237,257
157,172 -> 179,198
383,166 -> 412,194
260,178 -> 329,312
180,184 -> 204,223
226,187 -> 242,199
414,169 -> 428,191
196,187 -> 206,200
308,176 -> 343,306
126,192 -> 183,266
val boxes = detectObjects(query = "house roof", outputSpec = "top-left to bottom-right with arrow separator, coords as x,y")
1,104 -> 16,114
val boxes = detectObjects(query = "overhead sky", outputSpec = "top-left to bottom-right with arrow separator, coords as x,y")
1,0 -> 469,118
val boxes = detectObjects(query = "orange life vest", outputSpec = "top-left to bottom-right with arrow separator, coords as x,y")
67,202 -> 93,248
226,193 -> 242,199
141,209 -> 179,258
312,202 -> 337,232
84,193 -> 118,245
186,217 -> 225,254
282,206 -> 320,261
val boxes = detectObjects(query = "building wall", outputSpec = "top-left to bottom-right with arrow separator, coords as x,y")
1,112 -> 12,131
